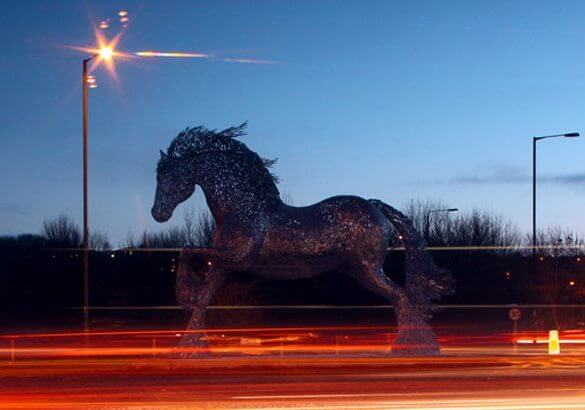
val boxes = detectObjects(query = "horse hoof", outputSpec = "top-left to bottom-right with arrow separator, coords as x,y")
171,335 -> 211,359
168,346 -> 211,359
392,332 -> 441,356
391,346 -> 441,356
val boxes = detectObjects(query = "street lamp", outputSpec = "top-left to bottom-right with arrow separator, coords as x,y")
532,132 -> 580,256
81,46 -> 114,332
424,208 -> 458,243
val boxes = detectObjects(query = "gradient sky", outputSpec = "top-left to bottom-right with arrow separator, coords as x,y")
1,0 -> 584,244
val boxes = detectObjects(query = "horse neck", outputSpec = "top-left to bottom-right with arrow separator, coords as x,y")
193,154 -> 282,223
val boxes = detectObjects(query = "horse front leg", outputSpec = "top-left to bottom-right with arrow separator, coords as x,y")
174,266 -> 227,358
175,249 -> 206,309
181,240 -> 258,271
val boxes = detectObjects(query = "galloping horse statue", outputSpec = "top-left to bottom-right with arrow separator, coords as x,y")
151,123 -> 453,356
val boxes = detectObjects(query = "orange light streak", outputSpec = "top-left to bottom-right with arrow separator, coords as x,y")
517,338 -> 585,345
135,51 -> 209,58
3,325 -> 585,409
5,325 -> 585,363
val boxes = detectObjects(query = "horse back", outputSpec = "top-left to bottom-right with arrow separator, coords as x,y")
252,195 -> 390,276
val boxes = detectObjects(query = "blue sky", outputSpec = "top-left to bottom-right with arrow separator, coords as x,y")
1,0 -> 584,243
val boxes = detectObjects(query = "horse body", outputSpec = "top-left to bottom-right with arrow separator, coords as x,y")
245,195 -> 391,279
152,124 -> 453,356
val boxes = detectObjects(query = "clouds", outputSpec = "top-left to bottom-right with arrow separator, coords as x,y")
0,203 -> 30,216
450,170 -> 585,188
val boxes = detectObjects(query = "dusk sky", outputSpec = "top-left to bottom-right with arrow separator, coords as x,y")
1,0 -> 584,243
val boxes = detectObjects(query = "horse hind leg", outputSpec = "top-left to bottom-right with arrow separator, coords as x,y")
348,263 -> 440,356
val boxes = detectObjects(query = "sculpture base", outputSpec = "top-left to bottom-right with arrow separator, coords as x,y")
391,324 -> 441,356
391,345 -> 440,356
170,334 -> 211,359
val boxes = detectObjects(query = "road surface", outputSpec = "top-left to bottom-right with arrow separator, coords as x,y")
1,327 -> 585,409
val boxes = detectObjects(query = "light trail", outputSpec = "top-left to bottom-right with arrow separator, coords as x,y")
66,13 -> 279,67
231,393 -> 585,409
135,51 -> 209,58
3,352 -> 585,409
1,325 -> 584,360
228,399 -> 585,410
517,339 -> 585,344
0,325 -> 400,339
222,57 -> 278,64
134,51 -> 278,64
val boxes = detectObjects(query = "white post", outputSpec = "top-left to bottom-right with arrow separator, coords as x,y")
548,330 -> 560,355
513,321 -> 517,354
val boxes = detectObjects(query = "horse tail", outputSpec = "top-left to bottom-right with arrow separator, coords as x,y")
368,199 -> 454,318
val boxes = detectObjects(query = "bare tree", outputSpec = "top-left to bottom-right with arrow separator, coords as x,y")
403,199 -> 450,243
90,231 -> 111,251
450,210 -> 521,251
182,208 -> 198,247
41,214 -> 81,248
123,209 -> 215,250
119,228 -> 139,249
182,208 -> 215,247
140,227 -> 186,248
532,226 -> 585,257
41,214 -> 111,250
402,200 -> 521,252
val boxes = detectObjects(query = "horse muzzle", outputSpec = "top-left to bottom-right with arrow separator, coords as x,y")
151,207 -> 172,223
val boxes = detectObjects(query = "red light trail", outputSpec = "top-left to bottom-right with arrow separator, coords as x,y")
2,326 -> 585,409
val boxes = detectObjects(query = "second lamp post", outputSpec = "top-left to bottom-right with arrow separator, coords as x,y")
532,132 -> 579,256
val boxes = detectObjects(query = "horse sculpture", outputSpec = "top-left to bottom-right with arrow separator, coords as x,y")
151,123 -> 453,356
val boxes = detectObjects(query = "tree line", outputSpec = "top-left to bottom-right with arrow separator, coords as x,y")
400,199 -> 583,256
1,201 -> 583,330
1,200 -> 583,256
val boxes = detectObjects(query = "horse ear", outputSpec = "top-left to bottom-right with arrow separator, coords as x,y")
160,150 -> 167,160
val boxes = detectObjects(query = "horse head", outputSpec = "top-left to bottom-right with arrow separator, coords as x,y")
152,123 -> 280,224
152,150 -> 196,223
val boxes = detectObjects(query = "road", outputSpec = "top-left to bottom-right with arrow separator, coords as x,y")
1,327 -> 585,409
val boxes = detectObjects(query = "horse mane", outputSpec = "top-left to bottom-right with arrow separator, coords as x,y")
157,122 -> 280,186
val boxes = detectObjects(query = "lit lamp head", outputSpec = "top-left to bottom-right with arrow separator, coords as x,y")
99,46 -> 113,61
71,30 -> 128,86
89,37 -> 125,81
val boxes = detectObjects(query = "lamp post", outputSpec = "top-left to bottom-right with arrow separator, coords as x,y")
81,47 -> 113,332
424,208 -> 458,243
82,55 -> 95,332
532,132 -> 579,256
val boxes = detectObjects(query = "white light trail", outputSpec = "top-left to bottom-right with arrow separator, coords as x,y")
222,57 -> 278,64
